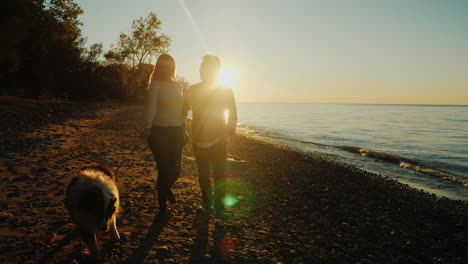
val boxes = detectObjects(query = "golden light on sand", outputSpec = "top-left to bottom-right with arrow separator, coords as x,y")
217,67 -> 237,87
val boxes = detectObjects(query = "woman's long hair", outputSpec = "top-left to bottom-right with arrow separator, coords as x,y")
148,54 -> 176,88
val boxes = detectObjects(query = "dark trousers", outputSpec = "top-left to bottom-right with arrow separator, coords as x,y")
193,139 -> 227,212
148,126 -> 185,207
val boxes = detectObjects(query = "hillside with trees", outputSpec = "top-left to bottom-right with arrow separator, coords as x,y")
1,0 -> 172,101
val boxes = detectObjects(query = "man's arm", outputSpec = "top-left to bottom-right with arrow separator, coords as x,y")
182,85 -> 192,143
226,87 -> 237,136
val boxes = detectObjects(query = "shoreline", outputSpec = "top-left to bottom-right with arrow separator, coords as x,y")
1,98 -> 467,263
233,131 -> 467,203
236,124 -> 468,201
228,133 -> 468,263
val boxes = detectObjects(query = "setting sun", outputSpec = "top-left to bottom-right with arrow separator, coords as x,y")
217,67 -> 237,87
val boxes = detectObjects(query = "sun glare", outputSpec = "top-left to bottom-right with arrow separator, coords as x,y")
217,67 -> 237,87
224,109 -> 229,124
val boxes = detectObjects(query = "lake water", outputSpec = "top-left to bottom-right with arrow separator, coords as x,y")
236,103 -> 468,200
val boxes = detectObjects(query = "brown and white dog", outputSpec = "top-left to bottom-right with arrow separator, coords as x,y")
65,164 -> 120,259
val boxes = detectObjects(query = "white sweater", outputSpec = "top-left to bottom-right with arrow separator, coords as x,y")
145,81 -> 185,128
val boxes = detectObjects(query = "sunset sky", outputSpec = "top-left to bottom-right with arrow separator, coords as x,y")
77,0 -> 468,105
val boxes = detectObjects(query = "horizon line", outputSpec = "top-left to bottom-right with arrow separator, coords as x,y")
237,101 -> 468,106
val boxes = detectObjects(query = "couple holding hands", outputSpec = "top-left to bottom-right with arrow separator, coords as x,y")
145,54 -> 237,218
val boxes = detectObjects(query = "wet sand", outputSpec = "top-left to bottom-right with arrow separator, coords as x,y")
1,97 -> 467,263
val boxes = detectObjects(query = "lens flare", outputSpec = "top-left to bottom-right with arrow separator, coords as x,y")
214,179 -> 255,221
218,237 -> 237,260
222,195 -> 239,207
177,0 -> 209,53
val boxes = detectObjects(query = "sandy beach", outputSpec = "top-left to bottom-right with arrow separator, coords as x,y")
1,97 -> 467,264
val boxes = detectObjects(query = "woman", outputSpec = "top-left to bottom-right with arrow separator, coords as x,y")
145,54 -> 186,217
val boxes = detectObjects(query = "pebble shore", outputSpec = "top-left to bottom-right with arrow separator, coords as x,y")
1,97 -> 467,263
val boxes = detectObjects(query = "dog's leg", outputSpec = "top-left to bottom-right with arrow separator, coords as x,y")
109,215 -> 120,241
81,231 -> 101,260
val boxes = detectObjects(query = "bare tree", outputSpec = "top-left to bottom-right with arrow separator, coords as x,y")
85,43 -> 103,64
107,12 -> 171,69
105,12 -> 171,99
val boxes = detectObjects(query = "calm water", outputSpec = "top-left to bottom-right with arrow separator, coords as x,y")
236,103 -> 468,200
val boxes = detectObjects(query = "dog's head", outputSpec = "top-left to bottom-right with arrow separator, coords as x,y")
80,187 -> 118,232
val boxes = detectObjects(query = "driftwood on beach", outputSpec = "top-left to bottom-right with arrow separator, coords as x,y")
0,97 -> 467,263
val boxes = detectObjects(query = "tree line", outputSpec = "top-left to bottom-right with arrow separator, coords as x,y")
1,0 -> 180,101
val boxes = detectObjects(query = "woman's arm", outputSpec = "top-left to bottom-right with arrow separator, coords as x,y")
145,81 -> 158,128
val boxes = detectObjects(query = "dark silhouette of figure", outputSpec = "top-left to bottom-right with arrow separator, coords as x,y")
184,55 -> 237,218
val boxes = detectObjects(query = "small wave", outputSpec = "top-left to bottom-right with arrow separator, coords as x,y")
341,146 -> 404,164
238,125 -> 468,188
238,125 -> 326,146
400,162 -> 468,187
277,137 -> 327,147
341,146 -> 468,187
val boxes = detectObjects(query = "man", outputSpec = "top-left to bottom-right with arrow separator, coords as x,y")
184,55 -> 237,218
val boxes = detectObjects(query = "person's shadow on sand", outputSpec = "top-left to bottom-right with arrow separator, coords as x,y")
189,209 -> 236,263
124,214 -> 170,264
189,209 -> 211,263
